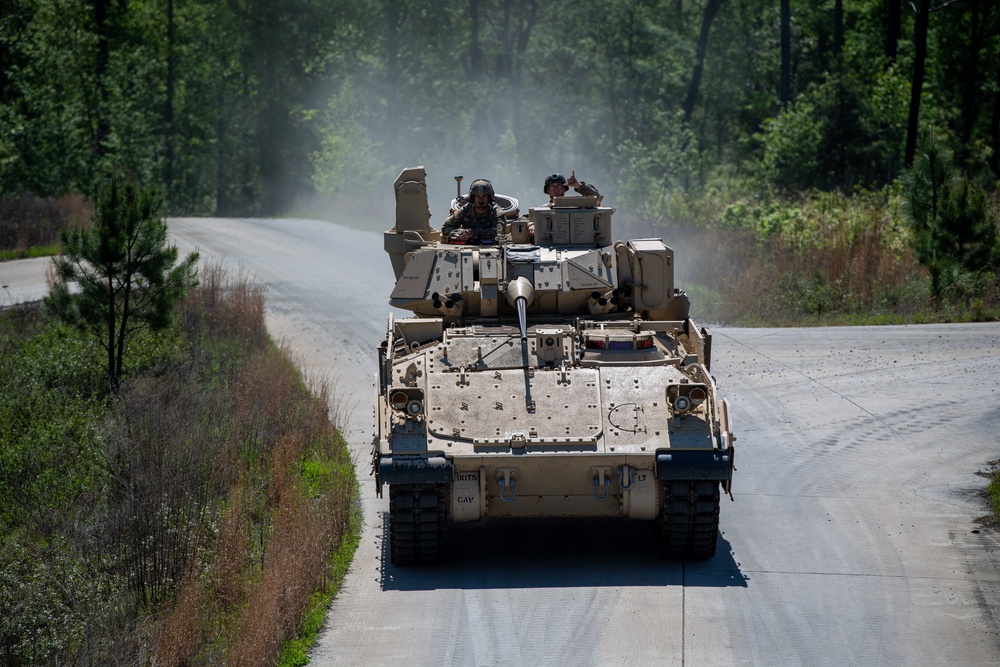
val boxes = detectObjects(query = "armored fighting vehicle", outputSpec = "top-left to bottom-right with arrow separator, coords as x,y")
374,166 -> 735,564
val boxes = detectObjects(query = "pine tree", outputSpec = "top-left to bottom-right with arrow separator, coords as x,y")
903,135 -> 999,301
47,177 -> 199,392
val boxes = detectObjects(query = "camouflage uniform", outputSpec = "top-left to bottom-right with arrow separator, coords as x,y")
570,181 -> 600,198
442,201 -> 506,242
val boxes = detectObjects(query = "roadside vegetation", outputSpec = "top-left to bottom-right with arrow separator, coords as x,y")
661,170 -> 1000,327
0,191 -> 358,665
0,195 -> 92,260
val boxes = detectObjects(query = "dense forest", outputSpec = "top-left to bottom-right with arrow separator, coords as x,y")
0,0 -> 996,214
2,0 -> 999,322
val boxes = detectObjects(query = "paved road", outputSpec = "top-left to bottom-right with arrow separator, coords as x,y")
9,218 -> 1000,664
0,256 -> 50,306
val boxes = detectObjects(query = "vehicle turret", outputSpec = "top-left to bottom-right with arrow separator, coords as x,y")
383,167 -> 691,326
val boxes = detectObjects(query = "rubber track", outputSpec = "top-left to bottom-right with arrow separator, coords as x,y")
658,480 -> 720,559
389,483 -> 447,565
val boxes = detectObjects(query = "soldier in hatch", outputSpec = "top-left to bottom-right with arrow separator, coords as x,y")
543,170 -> 600,203
442,178 -> 506,244
524,170 -> 601,242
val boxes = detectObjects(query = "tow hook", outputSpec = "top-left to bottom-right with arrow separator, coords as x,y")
591,466 -> 613,500
497,467 -> 518,503
618,465 -> 634,490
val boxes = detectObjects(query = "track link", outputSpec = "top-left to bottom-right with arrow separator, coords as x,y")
658,480 -> 720,559
388,483 -> 447,565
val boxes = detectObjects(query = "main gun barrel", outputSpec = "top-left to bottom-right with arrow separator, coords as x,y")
505,277 -> 535,341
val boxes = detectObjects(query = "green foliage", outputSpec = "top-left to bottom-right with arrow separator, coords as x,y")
757,97 -> 824,190
0,540 -> 128,666
310,82 -> 387,203
47,176 -> 199,390
0,319 -> 104,536
902,134 -> 1000,300
2,0 -> 1000,215
778,271 -> 837,316
988,468 -> 1000,519
755,67 -> 908,192
616,119 -> 700,229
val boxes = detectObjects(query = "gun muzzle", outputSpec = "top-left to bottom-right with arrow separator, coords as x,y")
505,277 -> 535,341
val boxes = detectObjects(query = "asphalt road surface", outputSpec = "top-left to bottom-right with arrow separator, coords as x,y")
0,256 -> 50,306
7,217 -> 1000,665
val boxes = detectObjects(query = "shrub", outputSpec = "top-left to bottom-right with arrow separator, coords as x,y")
0,194 -> 92,257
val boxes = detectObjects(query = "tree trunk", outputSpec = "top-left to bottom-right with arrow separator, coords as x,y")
886,0 -> 902,65
165,0 -> 176,210
94,0 -> 111,158
107,270 -> 117,392
469,0 -> 482,82
469,0 -> 489,154
499,1 -> 539,155
780,0 -> 791,107
255,0 -> 287,215
510,2 -> 539,154
960,0 -> 983,151
833,0 -> 844,60
683,0 -> 725,123
990,69 -> 1000,175
0,1 -> 6,100
116,281 -> 130,388
215,98 -> 227,216
905,0 -> 931,166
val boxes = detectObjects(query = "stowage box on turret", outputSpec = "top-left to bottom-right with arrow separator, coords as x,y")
374,166 -> 736,564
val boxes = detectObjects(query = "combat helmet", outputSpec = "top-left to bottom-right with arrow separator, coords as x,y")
543,172 -> 567,195
468,179 -> 495,201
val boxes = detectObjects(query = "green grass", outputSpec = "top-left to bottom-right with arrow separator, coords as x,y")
990,481 -> 1000,516
277,498 -> 362,667
0,244 -> 61,260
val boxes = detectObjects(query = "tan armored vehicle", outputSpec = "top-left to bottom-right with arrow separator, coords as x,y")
374,166 -> 735,564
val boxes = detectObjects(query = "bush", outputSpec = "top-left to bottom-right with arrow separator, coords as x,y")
0,540 -> 134,666
660,185 -> 960,325
0,194 -> 92,257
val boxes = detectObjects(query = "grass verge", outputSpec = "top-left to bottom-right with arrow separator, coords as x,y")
981,462 -> 1000,527
0,244 -> 62,260
277,502 -> 362,667
0,263 -> 359,666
